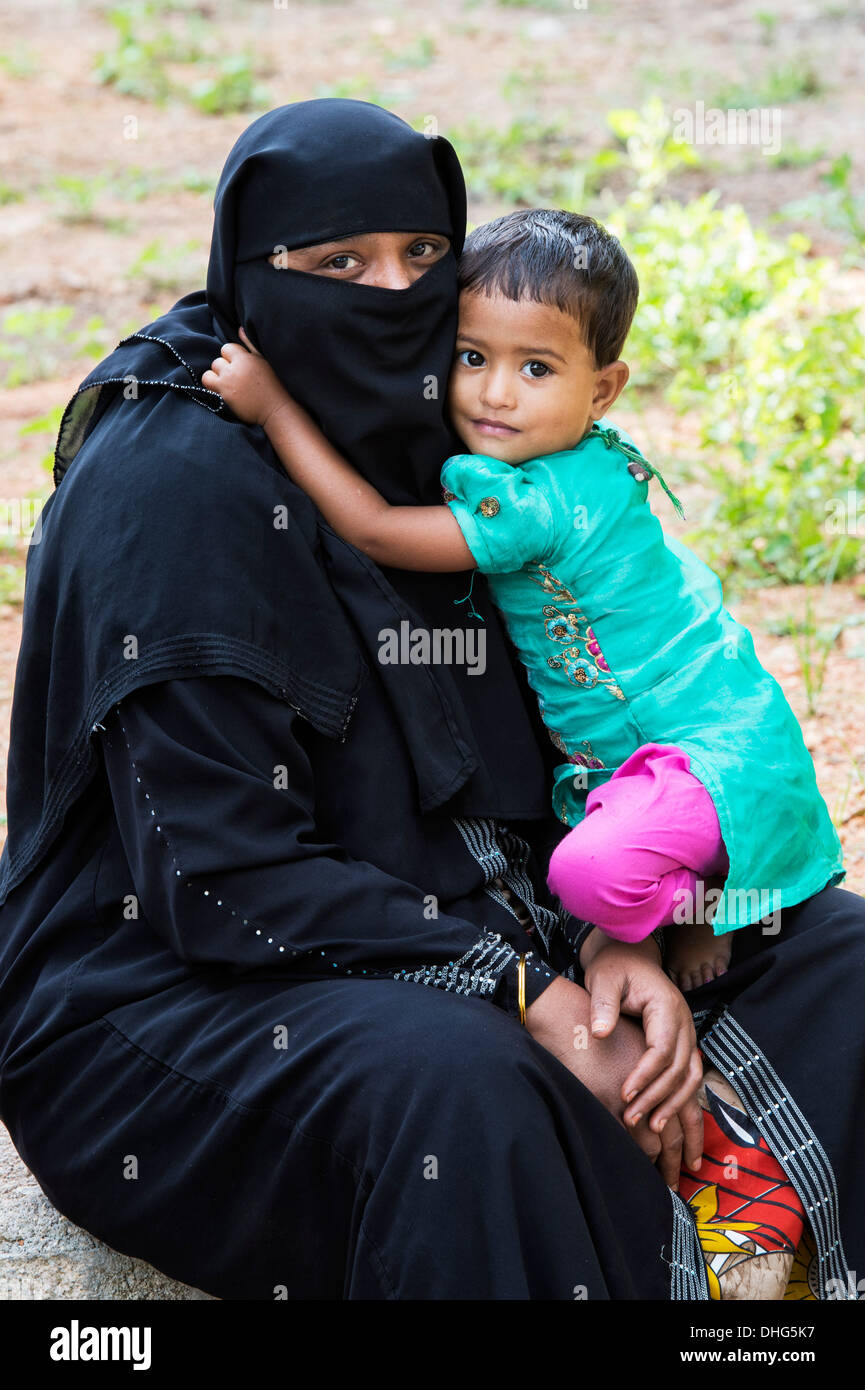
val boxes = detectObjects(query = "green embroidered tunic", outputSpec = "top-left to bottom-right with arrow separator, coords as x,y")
440,420 -> 845,933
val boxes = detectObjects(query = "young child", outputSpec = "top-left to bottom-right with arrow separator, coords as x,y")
202,208 -> 845,992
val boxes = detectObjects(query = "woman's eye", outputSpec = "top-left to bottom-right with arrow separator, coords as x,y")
522,360 -> 551,378
323,253 -> 360,271
457,349 -> 485,368
408,239 -> 443,259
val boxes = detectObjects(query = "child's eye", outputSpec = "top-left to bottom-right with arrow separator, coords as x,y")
456,348 -> 485,367
521,360 -> 552,378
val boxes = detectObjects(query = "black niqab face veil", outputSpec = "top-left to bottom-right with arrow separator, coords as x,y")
207,99 -> 465,506
203,100 -> 554,818
0,100 -> 552,906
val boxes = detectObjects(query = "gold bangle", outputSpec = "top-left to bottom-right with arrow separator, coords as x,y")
518,953 -> 527,1027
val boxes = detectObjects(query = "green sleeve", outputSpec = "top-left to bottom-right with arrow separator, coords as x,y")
440,453 -> 557,574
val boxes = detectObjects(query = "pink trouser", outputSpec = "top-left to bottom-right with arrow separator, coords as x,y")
546,743 -> 730,943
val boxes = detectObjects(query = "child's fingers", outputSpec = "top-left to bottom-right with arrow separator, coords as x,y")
622,1027 -> 694,1123
620,1010 -> 679,1102
678,1093 -> 704,1172
642,1048 -> 703,1136
589,986 -> 621,1038
625,1049 -> 702,1148
586,958 -> 625,1037
654,1114 -> 686,1190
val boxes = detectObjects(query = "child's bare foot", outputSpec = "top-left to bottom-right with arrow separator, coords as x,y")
666,920 -> 732,992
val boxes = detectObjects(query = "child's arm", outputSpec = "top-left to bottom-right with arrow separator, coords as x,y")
202,334 -> 476,573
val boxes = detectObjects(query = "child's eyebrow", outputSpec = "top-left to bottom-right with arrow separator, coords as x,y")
456,334 -> 568,365
514,345 -> 567,363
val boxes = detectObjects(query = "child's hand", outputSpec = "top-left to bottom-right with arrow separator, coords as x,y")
202,327 -> 289,428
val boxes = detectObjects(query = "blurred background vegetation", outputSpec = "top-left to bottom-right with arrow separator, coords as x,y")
0,0 -> 863,874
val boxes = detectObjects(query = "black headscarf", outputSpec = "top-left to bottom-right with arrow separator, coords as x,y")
0,99 -> 551,905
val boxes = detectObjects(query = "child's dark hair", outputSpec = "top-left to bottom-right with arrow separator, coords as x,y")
457,209 -> 639,368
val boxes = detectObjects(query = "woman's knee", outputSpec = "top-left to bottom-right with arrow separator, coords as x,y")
345,982 -> 555,1125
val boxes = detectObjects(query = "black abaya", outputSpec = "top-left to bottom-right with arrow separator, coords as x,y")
2,649 -> 864,1296
0,664 -> 708,1299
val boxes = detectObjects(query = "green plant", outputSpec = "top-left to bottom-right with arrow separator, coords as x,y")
0,307 -> 75,386
0,564 -> 26,607
0,310 -> 112,387
187,53 -> 270,114
711,59 -> 823,108
577,103 -> 865,589
448,114 -> 595,206
126,238 -> 206,294
374,35 -> 437,70
779,155 -> 865,262
785,592 -> 845,716
0,45 -> 36,78
831,736 -> 865,830
19,406 -> 66,473
94,1 -> 269,115
755,10 -> 779,42
601,100 -> 700,194
313,75 -> 414,106
48,174 -> 110,225
94,0 -> 208,102
768,143 -> 826,169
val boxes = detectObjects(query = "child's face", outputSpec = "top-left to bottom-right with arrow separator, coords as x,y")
446,289 -> 628,465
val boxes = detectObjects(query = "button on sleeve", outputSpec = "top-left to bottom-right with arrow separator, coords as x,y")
440,454 -> 556,574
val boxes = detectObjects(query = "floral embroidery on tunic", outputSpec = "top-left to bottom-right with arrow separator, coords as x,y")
548,727 -> 607,771
525,561 -> 626,702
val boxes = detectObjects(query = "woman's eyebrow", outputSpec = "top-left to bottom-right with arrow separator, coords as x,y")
289,231 -> 447,256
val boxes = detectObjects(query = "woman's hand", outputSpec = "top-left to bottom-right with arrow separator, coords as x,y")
202,328 -> 290,428
525,975 -> 685,1185
579,929 -> 703,1182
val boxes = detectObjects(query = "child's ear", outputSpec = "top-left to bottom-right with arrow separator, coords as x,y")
592,361 -> 629,417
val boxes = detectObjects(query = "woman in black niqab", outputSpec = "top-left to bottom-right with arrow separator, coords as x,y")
0,99 -> 551,907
